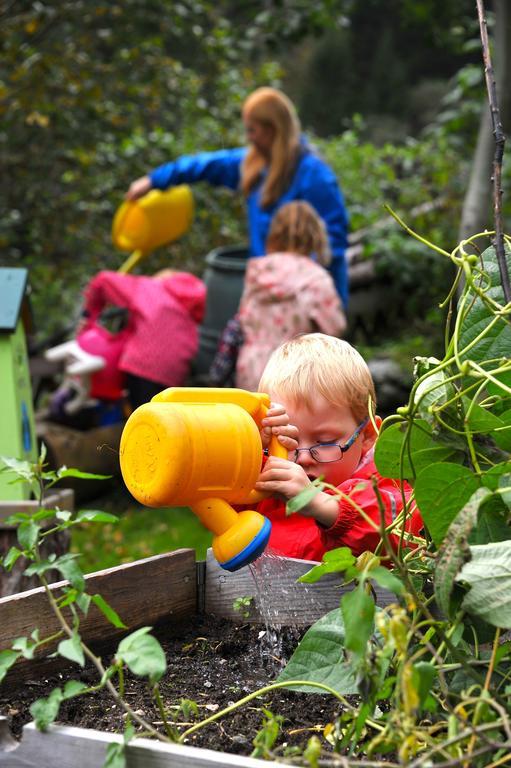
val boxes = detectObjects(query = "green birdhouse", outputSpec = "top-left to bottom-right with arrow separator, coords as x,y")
0,268 -> 37,500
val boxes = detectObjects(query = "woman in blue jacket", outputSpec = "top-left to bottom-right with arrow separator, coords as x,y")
126,87 -> 350,307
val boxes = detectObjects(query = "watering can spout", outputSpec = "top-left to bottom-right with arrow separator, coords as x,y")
119,388 -> 287,570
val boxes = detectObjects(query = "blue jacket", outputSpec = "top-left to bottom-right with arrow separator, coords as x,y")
149,144 -> 349,306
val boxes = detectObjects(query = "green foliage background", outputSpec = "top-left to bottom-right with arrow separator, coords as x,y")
1,0 -> 509,341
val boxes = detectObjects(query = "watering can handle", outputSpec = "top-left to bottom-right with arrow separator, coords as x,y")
245,405 -> 288,505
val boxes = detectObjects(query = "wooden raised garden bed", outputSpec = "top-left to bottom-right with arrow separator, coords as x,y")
0,549 -> 393,767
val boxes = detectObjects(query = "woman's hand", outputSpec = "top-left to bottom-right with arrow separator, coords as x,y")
125,175 -> 153,201
255,456 -> 310,501
260,402 -> 298,453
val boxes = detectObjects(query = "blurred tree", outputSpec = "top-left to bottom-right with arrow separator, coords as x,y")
288,0 -> 480,138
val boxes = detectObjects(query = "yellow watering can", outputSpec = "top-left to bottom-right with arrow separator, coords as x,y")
112,186 -> 194,273
119,387 -> 287,571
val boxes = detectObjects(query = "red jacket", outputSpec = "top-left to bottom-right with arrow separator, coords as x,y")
257,449 -> 423,561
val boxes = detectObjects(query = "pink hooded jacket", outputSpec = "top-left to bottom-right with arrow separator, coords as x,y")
84,270 -> 206,387
236,253 -> 346,391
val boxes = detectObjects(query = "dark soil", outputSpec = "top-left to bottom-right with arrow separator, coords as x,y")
3,614 -> 344,759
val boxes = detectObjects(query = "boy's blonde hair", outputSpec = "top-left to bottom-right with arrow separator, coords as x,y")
241,87 -> 301,208
259,334 -> 376,422
266,201 -> 331,266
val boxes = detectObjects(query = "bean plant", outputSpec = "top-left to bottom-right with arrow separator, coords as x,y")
272,227 -> 511,766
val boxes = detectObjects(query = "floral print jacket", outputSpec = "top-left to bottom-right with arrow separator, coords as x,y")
236,253 -> 346,391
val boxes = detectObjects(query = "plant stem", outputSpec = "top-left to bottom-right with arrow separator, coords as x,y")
39,574 -> 169,743
153,684 -> 178,741
179,680 -> 383,742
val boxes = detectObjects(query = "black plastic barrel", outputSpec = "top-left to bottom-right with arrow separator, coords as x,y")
193,245 -> 249,377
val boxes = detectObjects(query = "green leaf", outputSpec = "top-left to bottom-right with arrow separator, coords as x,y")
463,398 -> 503,435
499,473 -> 511,510
0,649 -> 21,684
12,635 -> 38,660
481,462 -> 511,491
298,548 -> 356,583
286,482 -> 323,515
473,493 -> 511,544
17,519 -> 40,551
0,456 -> 35,481
104,742 -> 126,768
434,488 -> 487,618
368,566 -> 404,595
414,463 -> 481,545
24,559 -> 59,578
455,541 -> 511,628
341,586 -> 375,657
116,627 -> 166,683
458,245 -> 511,367
30,688 -> 64,730
58,633 -> 85,667
75,510 -> 119,524
277,608 -> 359,694
31,508 -> 58,523
56,554 -> 85,591
56,468 -> 112,481
63,680 -> 88,699
413,365 -> 456,425
91,594 -> 127,629
374,420 -> 462,480
412,661 -> 436,711
493,409 -> 511,451
39,442 -> 47,465
76,592 -> 92,614
3,546 -> 23,571
323,546 -> 355,563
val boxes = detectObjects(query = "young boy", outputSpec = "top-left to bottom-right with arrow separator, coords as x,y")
256,333 -> 423,560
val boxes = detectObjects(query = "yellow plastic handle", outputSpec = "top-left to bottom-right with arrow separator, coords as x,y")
245,403 -> 288,504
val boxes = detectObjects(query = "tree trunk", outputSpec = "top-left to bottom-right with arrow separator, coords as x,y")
458,0 -> 510,244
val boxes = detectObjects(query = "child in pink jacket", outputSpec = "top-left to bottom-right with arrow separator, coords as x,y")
235,201 -> 347,392
84,269 -> 206,408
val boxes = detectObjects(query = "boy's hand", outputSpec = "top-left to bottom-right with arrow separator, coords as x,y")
255,456 -> 310,501
260,403 -> 298,453
256,456 -> 340,528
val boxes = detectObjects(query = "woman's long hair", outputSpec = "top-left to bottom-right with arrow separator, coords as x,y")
241,87 -> 301,208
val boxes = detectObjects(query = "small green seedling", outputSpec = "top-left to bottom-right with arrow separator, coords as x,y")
232,595 -> 254,619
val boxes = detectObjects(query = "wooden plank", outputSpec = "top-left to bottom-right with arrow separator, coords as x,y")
0,488 -> 74,525
0,721 -> 289,768
0,549 -> 196,670
0,489 -> 74,596
204,550 -> 394,625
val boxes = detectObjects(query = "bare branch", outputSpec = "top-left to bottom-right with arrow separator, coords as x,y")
476,0 -> 510,302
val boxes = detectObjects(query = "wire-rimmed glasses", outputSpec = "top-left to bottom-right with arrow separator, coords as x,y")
291,417 -> 369,463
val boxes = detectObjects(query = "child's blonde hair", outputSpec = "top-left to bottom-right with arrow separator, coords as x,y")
241,87 -> 301,208
259,333 -> 376,422
266,201 -> 331,266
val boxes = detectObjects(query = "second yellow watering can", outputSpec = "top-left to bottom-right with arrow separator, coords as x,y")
112,186 -> 194,272
119,388 -> 287,571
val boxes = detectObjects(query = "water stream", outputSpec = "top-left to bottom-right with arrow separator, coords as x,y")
248,550 -> 325,671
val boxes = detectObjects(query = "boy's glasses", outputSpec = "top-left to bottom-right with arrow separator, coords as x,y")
291,418 -> 369,464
